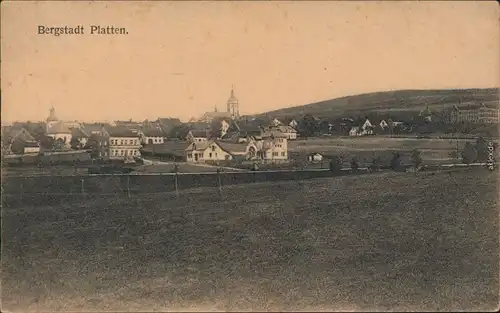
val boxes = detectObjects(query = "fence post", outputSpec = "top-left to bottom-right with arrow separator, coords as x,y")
174,172 -> 179,199
81,178 -> 85,196
217,168 -> 223,198
127,175 -> 131,198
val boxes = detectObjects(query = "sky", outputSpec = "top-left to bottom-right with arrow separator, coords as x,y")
1,1 -> 499,123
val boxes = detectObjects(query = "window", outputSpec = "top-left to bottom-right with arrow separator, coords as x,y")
209,152 -> 212,158
211,145 -> 216,151
120,140 -> 124,145
105,152 -> 108,156
120,150 -> 124,156
188,153 -> 192,158
281,152 -> 285,156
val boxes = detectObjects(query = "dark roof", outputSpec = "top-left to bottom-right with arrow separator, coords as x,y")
82,123 -> 111,134
190,130 -> 208,138
141,141 -> 190,157
71,127 -> 89,138
23,141 -> 40,148
189,122 -> 209,131
1,126 -> 36,144
107,127 -> 139,137
217,141 -> 248,154
142,128 -> 166,137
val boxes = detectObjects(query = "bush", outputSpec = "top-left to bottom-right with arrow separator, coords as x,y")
369,156 -> 382,172
350,157 -> 359,172
329,156 -> 342,173
410,149 -> 423,171
390,152 -> 402,171
461,142 -> 477,165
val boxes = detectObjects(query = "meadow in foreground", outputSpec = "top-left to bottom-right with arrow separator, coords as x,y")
1,168 -> 498,312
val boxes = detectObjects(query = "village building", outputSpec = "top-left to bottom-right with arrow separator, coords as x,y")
139,128 -> 167,145
87,127 -> 141,161
449,102 -> 499,124
140,140 -> 190,162
379,120 -> 389,130
266,125 -> 298,140
1,126 -> 39,155
289,119 -> 299,129
257,130 -> 289,162
70,127 -> 89,148
47,121 -> 73,146
349,119 -> 374,136
82,123 -> 112,135
270,118 -> 283,127
198,87 -> 241,123
419,105 -> 433,122
307,152 -> 324,162
185,140 -> 258,163
186,129 -> 210,143
113,120 -> 143,132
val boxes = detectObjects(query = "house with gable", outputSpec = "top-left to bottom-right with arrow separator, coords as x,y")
1,126 -> 39,155
265,125 -> 298,140
185,140 -> 258,163
140,128 -> 167,145
349,118 -> 374,136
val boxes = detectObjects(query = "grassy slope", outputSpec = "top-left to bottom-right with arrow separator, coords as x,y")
2,169 -> 498,312
257,88 -> 499,119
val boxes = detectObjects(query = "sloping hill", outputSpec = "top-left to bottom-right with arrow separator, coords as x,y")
257,88 -> 499,119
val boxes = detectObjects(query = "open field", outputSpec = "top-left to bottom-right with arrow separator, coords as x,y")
2,168 -> 498,312
288,137 -> 496,165
1,162 -> 236,177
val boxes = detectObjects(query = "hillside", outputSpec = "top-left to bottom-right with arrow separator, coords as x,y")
257,88 -> 499,119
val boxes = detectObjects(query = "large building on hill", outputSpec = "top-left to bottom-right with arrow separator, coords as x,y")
449,102 -> 499,124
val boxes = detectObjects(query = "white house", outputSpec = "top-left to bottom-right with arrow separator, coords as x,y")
219,119 -> 231,138
140,128 -> 166,145
185,140 -> 258,163
289,119 -> 298,129
256,131 -> 288,162
276,125 -> 298,140
270,118 -> 283,127
379,120 -> 389,130
23,142 -> 41,154
107,128 -> 142,161
307,152 -> 324,162
349,119 -> 374,136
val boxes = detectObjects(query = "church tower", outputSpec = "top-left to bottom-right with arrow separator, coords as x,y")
226,85 -> 240,120
46,106 -> 59,132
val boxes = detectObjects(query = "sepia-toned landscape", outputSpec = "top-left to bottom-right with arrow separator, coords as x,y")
1,1 -> 499,312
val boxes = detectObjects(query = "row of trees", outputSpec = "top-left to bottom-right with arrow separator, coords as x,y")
461,137 -> 497,165
327,149 -> 423,173
327,137 -> 497,174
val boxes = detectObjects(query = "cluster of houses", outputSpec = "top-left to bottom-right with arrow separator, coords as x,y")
2,87 -> 498,166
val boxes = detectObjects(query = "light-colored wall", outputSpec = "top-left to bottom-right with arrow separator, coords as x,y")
48,133 -> 72,146
24,146 -> 40,154
108,136 -> 141,159
142,136 -> 165,144
186,142 -> 232,163
264,137 -> 288,160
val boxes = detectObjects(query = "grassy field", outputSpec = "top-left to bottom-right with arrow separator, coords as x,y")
1,162 -> 230,177
288,137 -> 490,165
2,168 -> 498,312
